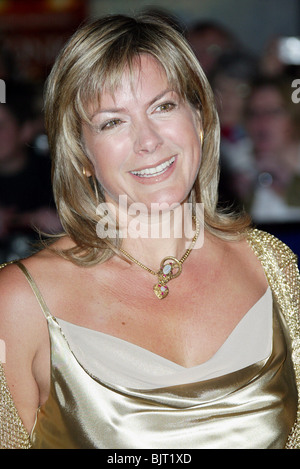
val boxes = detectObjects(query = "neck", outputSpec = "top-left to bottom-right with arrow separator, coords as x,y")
118,204 -> 201,270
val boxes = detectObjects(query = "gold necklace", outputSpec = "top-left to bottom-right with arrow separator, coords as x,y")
119,217 -> 200,299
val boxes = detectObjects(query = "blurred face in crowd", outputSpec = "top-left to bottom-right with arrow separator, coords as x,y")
246,86 -> 293,155
188,27 -> 232,75
0,106 -> 29,172
213,74 -> 249,128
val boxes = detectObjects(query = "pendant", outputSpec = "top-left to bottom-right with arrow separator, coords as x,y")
153,256 -> 182,300
153,283 -> 169,299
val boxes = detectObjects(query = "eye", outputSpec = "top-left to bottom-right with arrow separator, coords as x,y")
155,102 -> 177,113
100,118 -> 123,131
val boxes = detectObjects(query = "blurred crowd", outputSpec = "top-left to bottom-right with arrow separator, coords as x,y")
0,42 -> 61,263
186,19 -> 300,259
0,12 -> 300,263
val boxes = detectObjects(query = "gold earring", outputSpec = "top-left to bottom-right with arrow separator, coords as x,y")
83,166 -> 92,177
200,131 -> 204,147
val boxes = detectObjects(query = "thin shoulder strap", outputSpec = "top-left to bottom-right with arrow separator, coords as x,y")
14,260 -> 53,320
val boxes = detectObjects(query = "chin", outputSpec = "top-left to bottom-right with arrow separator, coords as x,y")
141,190 -> 190,214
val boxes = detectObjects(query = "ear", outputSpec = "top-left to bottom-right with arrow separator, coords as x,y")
80,138 -> 94,178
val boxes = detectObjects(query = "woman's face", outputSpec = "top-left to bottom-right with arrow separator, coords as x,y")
82,54 -> 202,211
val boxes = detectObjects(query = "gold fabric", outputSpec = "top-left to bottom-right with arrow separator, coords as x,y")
247,230 -> 300,448
31,297 -> 297,449
0,362 -> 31,449
0,228 -> 299,449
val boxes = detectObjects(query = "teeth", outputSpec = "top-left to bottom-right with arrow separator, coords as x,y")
131,156 -> 175,178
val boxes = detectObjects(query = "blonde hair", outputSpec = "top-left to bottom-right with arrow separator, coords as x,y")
44,13 -> 250,265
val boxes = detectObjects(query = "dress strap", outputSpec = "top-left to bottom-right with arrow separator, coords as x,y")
14,261 -> 53,320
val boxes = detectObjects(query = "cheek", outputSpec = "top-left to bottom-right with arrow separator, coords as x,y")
182,120 -> 202,159
90,133 -> 130,169
88,143 -> 129,197
82,140 -> 109,186
84,137 -> 113,178
169,112 -> 201,149
278,119 -> 293,138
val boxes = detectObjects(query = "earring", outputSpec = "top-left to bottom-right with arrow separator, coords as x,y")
83,166 -> 92,177
200,131 -> 204,147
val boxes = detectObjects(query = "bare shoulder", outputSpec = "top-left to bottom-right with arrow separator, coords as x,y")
0,260 -> 42,332
0,237 -> 68,320
0,249 -> 56,367
225,232 -> 269,288
202,230 -> 268,290
0,260 -> 48,432
0,240 -> 72,433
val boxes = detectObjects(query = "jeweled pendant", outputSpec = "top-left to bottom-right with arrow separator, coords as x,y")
160,256 -> 182,279
153,256 -> 183,299
153,283 -> 169,299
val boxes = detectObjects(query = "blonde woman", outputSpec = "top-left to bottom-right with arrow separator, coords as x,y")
0,14 -> 299,449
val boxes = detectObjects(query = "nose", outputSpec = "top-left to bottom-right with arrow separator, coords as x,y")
133,117 -> 163,155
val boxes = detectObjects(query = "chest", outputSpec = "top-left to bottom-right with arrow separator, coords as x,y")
58,263 -> 266,368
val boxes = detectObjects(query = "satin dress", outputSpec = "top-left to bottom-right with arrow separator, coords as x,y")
0,229 -> 299,449
14,262 -> 296,449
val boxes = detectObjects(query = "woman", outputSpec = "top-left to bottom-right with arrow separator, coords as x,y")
0,14 -> 299,449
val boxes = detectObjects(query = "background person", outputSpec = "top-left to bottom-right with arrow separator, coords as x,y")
230,75 -> 300,223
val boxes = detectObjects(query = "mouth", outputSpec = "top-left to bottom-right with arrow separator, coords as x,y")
130,156 -> 176,178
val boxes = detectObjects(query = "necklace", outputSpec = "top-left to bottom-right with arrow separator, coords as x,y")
119,217 -> 200,299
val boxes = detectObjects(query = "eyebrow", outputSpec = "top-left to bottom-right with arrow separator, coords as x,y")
91,88 -> 175,118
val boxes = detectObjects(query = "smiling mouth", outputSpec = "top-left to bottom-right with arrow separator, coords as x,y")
130,156 -> 176,178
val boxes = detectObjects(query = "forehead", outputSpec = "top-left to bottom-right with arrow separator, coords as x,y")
101,55 -> 168,105
83,54 -> 183,120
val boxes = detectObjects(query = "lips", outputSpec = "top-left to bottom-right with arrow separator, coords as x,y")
130,156 -> 176,178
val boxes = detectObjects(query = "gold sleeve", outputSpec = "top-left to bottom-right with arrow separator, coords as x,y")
281,254 -> 300,448
0,262 -> 31,449
0,361 -> 31,449
247,229 -> 300,448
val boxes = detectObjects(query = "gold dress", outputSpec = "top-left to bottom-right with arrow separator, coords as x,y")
0,229 -> 300,449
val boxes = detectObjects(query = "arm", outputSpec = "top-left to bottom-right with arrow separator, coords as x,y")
247,229 -> 300,448
0,361 -> 31,449
0,262 -> 48,449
